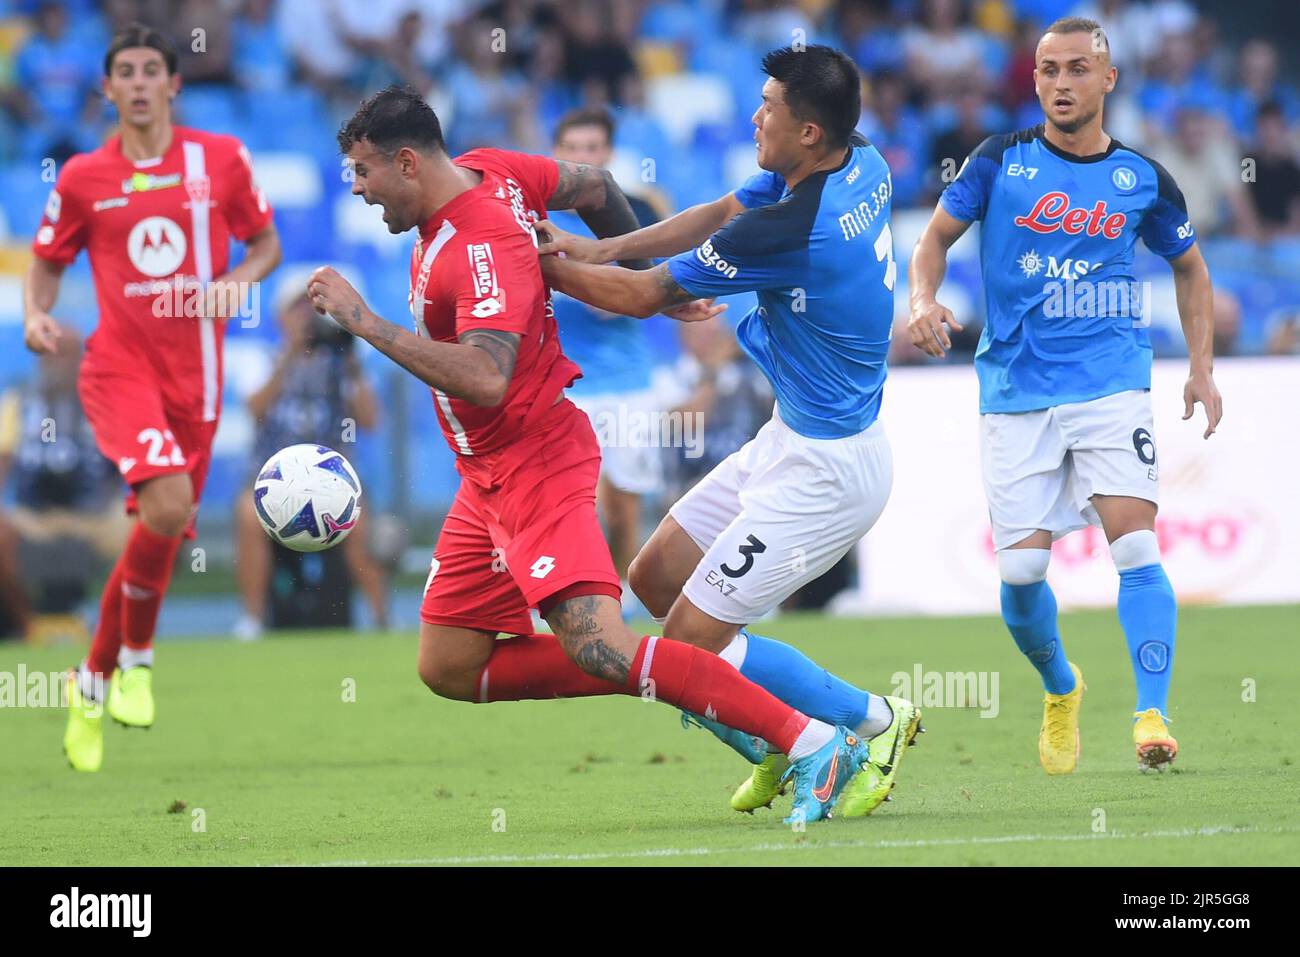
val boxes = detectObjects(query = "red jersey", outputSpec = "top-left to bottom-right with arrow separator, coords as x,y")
32,126 -> 273,422
409,148 -> 580,460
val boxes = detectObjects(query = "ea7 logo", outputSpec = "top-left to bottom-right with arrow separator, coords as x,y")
50,887 -> 151,937
1007,163 -> 1038,180
529,556 -> 556,579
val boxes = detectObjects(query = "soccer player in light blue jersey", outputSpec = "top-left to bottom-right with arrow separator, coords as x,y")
549,109 -> 665,608
540,45 -> 921,818
908,17 -> 1224,773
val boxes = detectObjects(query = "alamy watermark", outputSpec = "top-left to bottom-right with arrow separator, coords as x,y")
0,667 -> 101,715
890,664 -> 1000,718
150,276 -> 261,327
588,405 -> 704,459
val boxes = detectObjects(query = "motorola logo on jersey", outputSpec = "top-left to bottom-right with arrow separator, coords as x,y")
127,216 -> 187,278
1014,192 -> 1127,239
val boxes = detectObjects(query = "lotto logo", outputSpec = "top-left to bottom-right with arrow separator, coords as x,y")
529,556 -> 556,579
471,297 -> 503,318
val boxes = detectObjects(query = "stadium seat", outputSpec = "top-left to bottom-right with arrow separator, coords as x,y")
176,86 -> 244,138
249,151 -> 324,210
646,73 -> 735,146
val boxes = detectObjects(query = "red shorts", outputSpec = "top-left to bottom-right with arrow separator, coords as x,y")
79,363 -> 218,537
420,399 -> 622,635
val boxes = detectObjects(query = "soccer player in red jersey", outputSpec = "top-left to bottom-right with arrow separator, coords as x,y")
307,86 -> 865,823
23,24 -> 282,771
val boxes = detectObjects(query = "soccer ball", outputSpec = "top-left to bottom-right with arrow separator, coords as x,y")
252,444 -> 362,552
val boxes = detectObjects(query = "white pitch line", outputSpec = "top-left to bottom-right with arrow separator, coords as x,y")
298,825 -> 1279,867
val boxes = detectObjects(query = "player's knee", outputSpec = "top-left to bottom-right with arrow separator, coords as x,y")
997,547 -> 1051,586
417,656 -> 479,702
1109,529 -> 1161,572
137,483 -> 194,537
628,548 -> 671,615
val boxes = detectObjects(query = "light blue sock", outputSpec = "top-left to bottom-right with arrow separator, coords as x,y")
1001,580 -> 1075,694
1117,564 -> 1177,715
737,630 -> 869,728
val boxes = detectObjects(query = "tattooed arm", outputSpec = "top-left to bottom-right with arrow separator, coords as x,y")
539,258 -> 703,320
547,160 -> 653,270
306,266 -> 519,407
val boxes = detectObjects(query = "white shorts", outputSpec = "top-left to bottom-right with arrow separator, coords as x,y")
671,411 -> 893,624
570,389 -> 664,496
980,389 -> 1159,550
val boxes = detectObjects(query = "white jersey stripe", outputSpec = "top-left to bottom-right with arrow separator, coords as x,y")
183,140 -> 218,422
412,220 -> 474,455
434,388 -> 473,456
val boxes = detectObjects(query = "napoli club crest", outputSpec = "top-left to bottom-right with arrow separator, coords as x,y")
1111,167 -> 1137,193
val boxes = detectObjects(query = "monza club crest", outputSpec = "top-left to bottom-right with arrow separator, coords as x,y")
185,175 -> 211,206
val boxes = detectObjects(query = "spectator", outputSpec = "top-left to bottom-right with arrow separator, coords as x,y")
232,0 -> 292,94
928,87 -> 993,201
1137,30 -> 1229,138
232,278 -> 386,640
1156,106 -> 1258,239
445,15 -> 540,152
1212,286 -> 1242,358
170,0 -> 234,86
3,1 -> 101,161
1229,39 -> 1300,140
901,0 -> 989,103
558,0 -> 637,107
840,0 -> 905,74
0,328 -> 126,640
999,16 -> 1041,113
859,70 -> 930,208
657,317 -> 773,502
1243,102 -> 1300,239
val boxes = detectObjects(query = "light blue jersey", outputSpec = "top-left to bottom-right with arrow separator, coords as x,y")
550,208 -> 654,396
667,133 -> 896,440
940,124 -> 1196,414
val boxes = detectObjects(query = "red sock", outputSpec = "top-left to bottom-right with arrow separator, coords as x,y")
120,523 -> 182,651
86,558 -> 125,678
478,633 -> 623,702
628,636 -> 810,753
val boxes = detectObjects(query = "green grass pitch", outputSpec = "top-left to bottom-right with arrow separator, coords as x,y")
2,604 -> 1296,866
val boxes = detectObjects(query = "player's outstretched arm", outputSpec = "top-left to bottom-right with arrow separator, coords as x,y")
547,160 -> 652,269
907,206 -> 970,358
541,257 -> 720,322
1168,243 -> 1223,439
306,267 -> 516,407
537,191 -> 745,265
22,257 -> 66,355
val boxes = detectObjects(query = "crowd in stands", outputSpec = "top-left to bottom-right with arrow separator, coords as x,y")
1,0 -> 1297,358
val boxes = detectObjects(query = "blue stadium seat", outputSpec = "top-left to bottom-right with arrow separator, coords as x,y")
0,164 -> 50,237
176,86 -> 244,138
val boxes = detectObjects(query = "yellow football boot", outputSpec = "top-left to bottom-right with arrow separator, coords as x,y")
63,670 -> 104,772
730,752 -> 790,812
107,666 -> 155,728
1134,708 -> 1178,772
1039,662 -> 1085,775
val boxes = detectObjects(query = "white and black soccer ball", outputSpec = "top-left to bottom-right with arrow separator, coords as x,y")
252,444 -> 362,552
